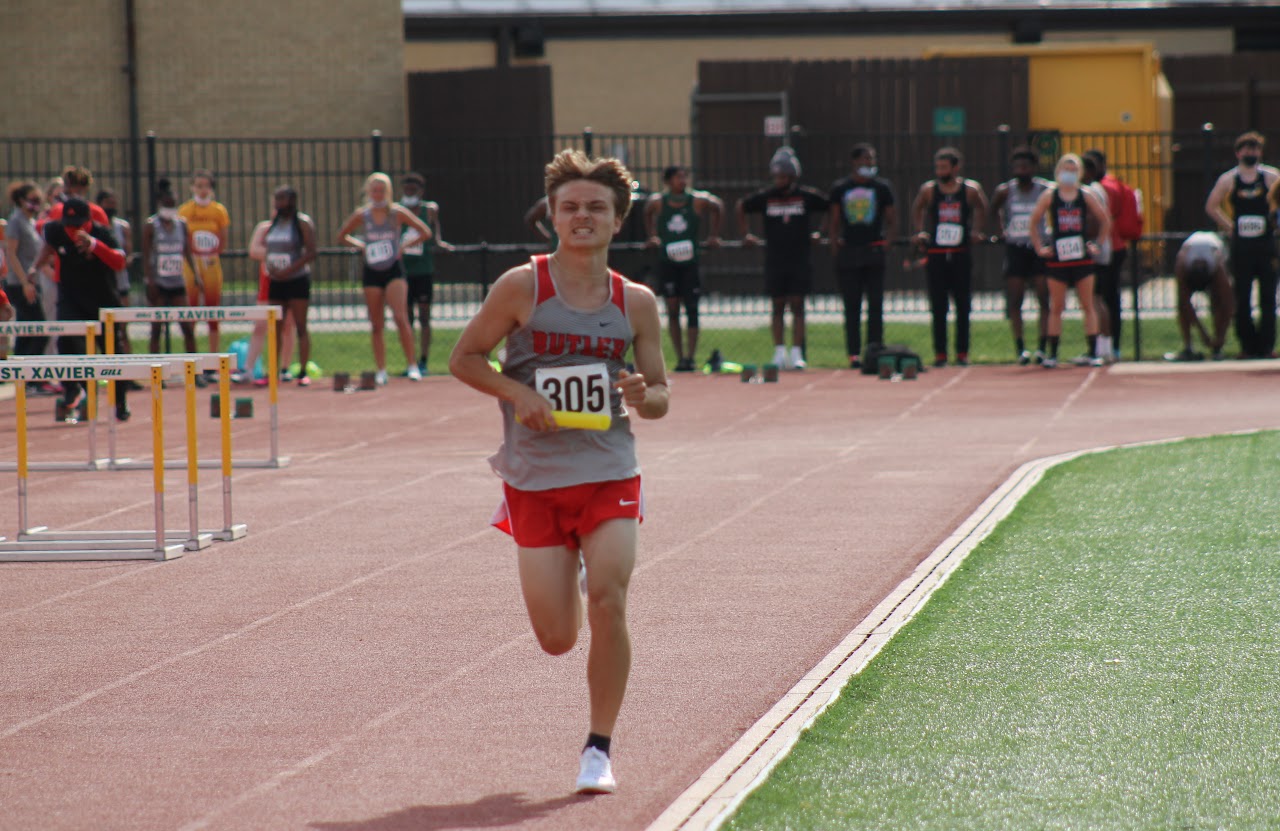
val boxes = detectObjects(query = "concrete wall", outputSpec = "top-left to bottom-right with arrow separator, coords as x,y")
404,28 -> 1233,136
1,0 -> 406,139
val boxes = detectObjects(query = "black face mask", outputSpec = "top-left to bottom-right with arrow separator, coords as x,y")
1241,154 -> 1260,168
1015,174 -> 1033,186
937,173 -> 955,184
104,208 -> 117,220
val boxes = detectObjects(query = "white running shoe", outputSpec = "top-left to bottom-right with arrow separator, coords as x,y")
1090,356 -> 1106,368
789,345 -> 806,370
575,747 -> 616,794
407,364 -> 423,382
773,345 -> 789,370
1042,356 -> 1059,369
375,369 -> 389,386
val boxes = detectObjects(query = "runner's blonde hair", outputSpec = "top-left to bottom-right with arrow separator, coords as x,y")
544,150 -> 634,220
363,172 -> 394,202
1055,153 -> 1084,175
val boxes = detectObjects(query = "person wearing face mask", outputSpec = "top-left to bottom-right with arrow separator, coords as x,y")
400,172 -> 454,376
4,183 -> 54,379
336,172 -> 433,384
248,185 -> 317,386
1028,154 -> 1112,369
829,144 -> 896,369
989,146 -> 1051,365
30,197 -> 131,420
143,180 -> 202,367
737,146 -> 830,370
911,147 -> 989,368
1205,132 -> 1280,358
178,169 -> 231,361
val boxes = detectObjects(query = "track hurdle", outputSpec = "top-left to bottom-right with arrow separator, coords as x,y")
0,320 -> 103,471
8,352 -> 248,547
0,359 -> 184,561
101,305 -> 288,468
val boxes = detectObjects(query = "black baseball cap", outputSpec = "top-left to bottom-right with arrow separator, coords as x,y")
62,197 -> 92,226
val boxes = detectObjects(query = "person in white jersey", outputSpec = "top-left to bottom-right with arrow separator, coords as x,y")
142,180 -> 202,363
1166,231 -> 1233,362
989,146 -> 1050,365
449,150 -> 669,796
336,172 -> 432,384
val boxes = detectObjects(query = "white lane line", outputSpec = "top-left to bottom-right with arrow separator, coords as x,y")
1016,367 -> 1100,457
646,428 -> 1256,831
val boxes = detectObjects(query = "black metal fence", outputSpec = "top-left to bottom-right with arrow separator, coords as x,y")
0,128 -> 1256,362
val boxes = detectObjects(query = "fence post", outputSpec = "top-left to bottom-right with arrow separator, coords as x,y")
145,131 -> 157,216
996,124 -> 1010,181
583,127 -> 593,156
1201,123 -> 1216,199
1129,240 -> 1142,362
371,129 -> 383,173
479,241 -> 490,295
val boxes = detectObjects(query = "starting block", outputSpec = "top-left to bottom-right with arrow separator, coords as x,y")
209,394 -> 255,419
761,364 -> 780,383
359,371 -> 378,391
332,371 -> 351,392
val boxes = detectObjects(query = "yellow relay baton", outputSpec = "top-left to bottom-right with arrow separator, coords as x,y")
518,410 -> 612,431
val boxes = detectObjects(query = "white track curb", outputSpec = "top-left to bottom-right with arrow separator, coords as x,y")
646,431 -> 1265,831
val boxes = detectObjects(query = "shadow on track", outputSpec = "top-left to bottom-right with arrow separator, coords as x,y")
310,792 -> 591,830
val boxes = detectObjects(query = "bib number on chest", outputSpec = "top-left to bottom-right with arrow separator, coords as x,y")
1237,215 -> 1267,239
157,254 -> 184,278
935,223 -> 963,247
1006,215 -> 1030,237
402,229 -> 425,256
192,230 -> 219,254
365,239 -> 395,264
1055,235 -> 1085,262
267,253 -> 293,274
534,364 -> 610,421
665,240 -> 695,263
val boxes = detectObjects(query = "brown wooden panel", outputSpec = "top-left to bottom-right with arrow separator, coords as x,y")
407,66 -> 554,243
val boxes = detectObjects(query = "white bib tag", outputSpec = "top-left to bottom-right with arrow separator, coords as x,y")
267,253 -> 293,273
1237,215 -> 1266,239
1007,215 -> 1030,236
1055,235 -> 1085,262
665,240 -> 695,263
157,254 -> 184,278
365,239 -> 395,264
935,223 -> 963,247
534,363 -> 611,422
192,230 -> 219,254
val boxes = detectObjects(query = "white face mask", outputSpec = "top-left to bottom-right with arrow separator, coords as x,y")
856,166 -> 877,178
400,194 -> 421,207
1057,171 -> 1079,187
193,193 -> 213,207
370,198 -> 388,209
158,206 -> 178,221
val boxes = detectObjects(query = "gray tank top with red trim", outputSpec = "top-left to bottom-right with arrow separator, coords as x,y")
489,254 -> 638,491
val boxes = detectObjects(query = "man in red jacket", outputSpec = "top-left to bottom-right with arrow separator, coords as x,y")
1083,150 -> 1137,360
32,198 -> 130,420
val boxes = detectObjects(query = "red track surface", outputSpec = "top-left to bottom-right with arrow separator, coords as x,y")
2,365 -> 1277,831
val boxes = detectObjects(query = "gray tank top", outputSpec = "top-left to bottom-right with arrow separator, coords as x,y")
265,214 -> 311,278
489,255 -> 638,490
150,216 -> 187,289
362,207 -> 399,270
1004,178 -> 1049,247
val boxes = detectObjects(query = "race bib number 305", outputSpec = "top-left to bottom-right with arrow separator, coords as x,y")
665,240 -> 695,263
534,363 -> 611,424
935,223 -> 963,247
1055,235 -> 1085,262
1238,215 -> 1266,239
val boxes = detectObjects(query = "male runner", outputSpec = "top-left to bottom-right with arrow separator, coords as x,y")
737,146 -> 828,369
1205,132 -> 1280,358
400,172 -> 454,374
1165,231 -> 1233,362
911,147 -> 988,367
644,165 -> 723,372
989,146 -> 1050,364
829,143 -> 896,369
449,149 -> 668,795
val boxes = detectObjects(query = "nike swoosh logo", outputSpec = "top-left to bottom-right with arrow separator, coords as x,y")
619,499 -> 638,506
599,321 -> 610,327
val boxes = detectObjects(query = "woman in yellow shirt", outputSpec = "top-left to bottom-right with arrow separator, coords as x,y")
178,169 -> 230,355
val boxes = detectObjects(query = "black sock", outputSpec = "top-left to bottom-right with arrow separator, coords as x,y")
585,733 -> 611,756
1087,335 -> 1099,357
1015,336 -> 1025,354
1038,335 -> 1047,352
1049,336 -> 1060,358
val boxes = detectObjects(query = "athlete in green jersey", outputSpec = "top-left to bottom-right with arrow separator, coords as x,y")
401,172 -> 453,373
644,166 -> 723,371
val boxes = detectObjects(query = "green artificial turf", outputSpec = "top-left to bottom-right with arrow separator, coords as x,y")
726,432 -> 1280,831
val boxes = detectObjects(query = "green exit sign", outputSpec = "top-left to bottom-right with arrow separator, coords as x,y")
933,107 -> 966,136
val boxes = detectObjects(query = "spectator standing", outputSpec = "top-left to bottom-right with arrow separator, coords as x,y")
178,169 -> 231,361
4,183 -> 52,378
829,144 -> 896,369
400,172 -> 454,375
142,181 -> 202,369
989,146 -> 1050,365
